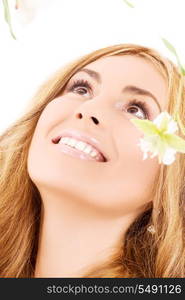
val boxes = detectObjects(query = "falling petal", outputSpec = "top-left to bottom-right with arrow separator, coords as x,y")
2,0 -> 16,39
123,0 -> 135,8
162,38 -> 177,56
162,38 -> 185,76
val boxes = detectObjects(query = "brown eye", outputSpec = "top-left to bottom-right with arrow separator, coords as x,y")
125,100 -> 150,119
67,79 -> 92,96
74,87 -> 88,95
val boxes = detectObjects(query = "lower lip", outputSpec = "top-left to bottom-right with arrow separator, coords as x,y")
57,143 -> 100,162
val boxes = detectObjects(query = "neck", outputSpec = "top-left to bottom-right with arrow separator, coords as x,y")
34,189 -> 141,277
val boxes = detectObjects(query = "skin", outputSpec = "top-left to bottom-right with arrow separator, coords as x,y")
27,55 -> 167,277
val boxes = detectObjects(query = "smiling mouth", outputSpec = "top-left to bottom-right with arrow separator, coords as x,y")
51,136 -> 108,163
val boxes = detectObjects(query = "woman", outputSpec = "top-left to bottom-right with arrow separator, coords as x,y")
0,44 -> 185,278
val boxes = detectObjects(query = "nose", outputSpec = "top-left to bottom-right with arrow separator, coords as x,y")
75,112 -> 99,125
72,92 -> 115,128
73,92 -> 113,126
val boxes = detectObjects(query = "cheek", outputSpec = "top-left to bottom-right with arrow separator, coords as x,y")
35,98 -> 71,133
116,123 -> 142,160
34,94 -> 91,142
27,97 -> 78,181
116,124 -> 160,180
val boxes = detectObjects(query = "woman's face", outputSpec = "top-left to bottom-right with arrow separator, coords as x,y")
27,55 -> 167,216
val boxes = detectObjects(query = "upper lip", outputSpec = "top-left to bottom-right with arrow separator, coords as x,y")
51,129 -> 109,162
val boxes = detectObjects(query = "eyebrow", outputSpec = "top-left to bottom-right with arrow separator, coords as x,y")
77,68 -> 162,112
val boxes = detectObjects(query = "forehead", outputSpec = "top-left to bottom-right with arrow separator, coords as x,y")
84,55 -> 165,79
80,55 -> 168,110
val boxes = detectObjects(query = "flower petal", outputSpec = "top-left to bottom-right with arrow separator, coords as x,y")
154,111 -> 173,132
162,148 -> 176,165
157,140 -> 168,163
131,111 -> 185,165
164,134 -> 185,153
130,119 -> 159,135
153,111 -> 170,129
166,119 -> 178,134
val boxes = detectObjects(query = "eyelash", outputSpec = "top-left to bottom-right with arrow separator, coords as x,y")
67,79 -> 150,119
67,79 -> 93,94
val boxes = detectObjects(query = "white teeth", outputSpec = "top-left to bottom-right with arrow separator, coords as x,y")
90,150 -> 97,157
74,141 -> 87,151
60,137 -> 68,144
59,137 -> 100,159
63,137 -> 70,143
83,145 -> 93,154
68,138 -> 78,147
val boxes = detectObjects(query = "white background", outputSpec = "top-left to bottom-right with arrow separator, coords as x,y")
0,0 -> 184,134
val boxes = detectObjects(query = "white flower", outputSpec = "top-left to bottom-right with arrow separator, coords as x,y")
131,111 -> 185,165
153,111 -> 178,134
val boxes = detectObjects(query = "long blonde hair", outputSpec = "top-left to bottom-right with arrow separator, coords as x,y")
0,44 -> 185,277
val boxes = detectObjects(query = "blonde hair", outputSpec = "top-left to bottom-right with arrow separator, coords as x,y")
0,44 -> 185,277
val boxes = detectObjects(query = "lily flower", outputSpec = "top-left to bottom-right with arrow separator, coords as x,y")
131,111 -> 185,165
